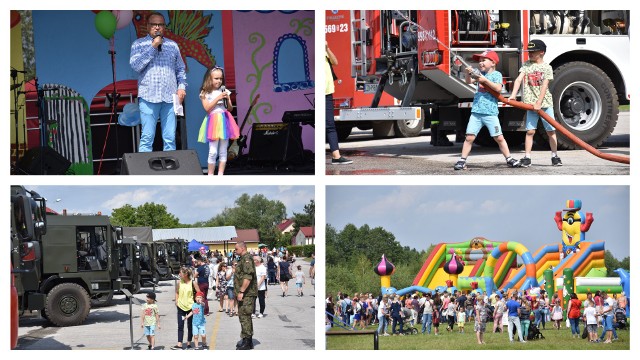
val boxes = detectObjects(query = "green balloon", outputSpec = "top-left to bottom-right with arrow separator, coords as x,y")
95,10 -> 117,40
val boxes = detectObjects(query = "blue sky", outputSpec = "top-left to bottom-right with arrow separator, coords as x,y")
28,185 -> 314,225
327,186 -> 629,259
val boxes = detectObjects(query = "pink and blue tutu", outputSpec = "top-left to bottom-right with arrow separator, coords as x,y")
198,109 -> 240,142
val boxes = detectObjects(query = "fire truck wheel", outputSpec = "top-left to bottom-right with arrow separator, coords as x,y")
45,283 -> 91,327
550,61 -> 619,150
336,125 -> 352,142
393,118 -> 425,138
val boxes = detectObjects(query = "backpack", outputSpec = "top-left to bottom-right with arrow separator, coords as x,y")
345,302 -> 353,315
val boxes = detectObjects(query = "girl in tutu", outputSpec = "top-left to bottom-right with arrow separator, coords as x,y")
198,66 -> 239,175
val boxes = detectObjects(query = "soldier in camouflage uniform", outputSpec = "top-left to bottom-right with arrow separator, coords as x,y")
234,241 -> 257,350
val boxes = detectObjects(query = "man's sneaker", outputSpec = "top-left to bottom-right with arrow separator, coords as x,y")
506,158 -> 522,168
551,155 -> 563,166
453,160 -> 467,170
331,156 -> 353,165
519,157 -> 532,167
257,314 -> 263,318
251,314 -> 257,319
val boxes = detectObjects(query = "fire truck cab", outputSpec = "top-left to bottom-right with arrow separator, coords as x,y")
326,10 -> 629,149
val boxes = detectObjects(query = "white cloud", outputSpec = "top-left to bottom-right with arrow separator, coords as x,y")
479,200 -> 510,214
102,189 -> 159,210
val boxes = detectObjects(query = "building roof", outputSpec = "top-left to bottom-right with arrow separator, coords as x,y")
300,226 -> 315,237
277,218 -> 295,232
232,229 -> 260,242
152,226 -> 237,244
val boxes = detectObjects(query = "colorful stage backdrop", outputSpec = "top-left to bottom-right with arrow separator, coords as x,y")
14,10 -> 315,169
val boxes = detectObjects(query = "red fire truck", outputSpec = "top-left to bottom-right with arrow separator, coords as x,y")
325,10 -> 629,148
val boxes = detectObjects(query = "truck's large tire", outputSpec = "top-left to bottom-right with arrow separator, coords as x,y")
548,61 -> 619,150
393,118 -> 425,138
45,283 -> 91,327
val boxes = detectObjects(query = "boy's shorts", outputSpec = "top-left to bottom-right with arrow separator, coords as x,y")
296,282 -> 303,289
458,321 -> 465,327
144,325 -> 156,336
587,324 -> 597,334
466,113 -> 502,137
193,324 -> 207,336
526,108 -> 555,131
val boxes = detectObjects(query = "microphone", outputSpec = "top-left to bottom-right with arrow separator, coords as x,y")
155,31 -> 162,52
220,86 -> 227,108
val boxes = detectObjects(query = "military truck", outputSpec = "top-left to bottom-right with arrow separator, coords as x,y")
11,186 -> 47,345
160,238 -> 188,275
123,227 -> 172,286
11,187 -> 123,327
117,237 -> 141,295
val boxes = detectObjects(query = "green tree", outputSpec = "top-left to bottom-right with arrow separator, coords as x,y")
604,250 -> 621,277
199,193 -> 287,248
291,199 -> 314,235
110,202 -> 180,228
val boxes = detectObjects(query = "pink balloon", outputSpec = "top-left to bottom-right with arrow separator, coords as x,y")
112,10 -> 133,30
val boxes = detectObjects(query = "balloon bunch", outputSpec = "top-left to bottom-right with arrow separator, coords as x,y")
94,10 -> 133,39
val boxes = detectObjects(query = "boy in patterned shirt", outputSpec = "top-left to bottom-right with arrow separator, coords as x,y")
185,292 -> 207,349
454,50 -> 522,170
141,292 -> 160,350
509,39 -> 562,167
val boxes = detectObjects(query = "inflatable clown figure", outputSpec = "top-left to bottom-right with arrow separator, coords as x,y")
554,200 -> 594,259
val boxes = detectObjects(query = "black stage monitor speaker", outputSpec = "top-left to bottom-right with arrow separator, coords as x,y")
248,123 -> 304,164
17,146 -> 71,175
121,150 -> 202,175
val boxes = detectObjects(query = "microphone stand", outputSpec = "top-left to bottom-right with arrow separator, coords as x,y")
109,49 -> 121,173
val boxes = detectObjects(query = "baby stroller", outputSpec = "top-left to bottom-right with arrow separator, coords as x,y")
527,323 -> 545,340
396,315 -> 418,335
614,308 -> 627,330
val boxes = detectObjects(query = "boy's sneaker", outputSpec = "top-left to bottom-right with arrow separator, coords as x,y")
519,157 -> 532,167
551,155 -> 563,166
453,160 -> 467,170
257,314 -> 263,318
506,158 -> 522,168
331,156 -> 353,165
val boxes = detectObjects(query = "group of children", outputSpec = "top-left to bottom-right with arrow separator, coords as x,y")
141,291 -> 209,350
454,39 -> 562,170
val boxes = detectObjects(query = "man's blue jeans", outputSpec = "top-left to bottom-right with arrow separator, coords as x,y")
138,98 -> 176,152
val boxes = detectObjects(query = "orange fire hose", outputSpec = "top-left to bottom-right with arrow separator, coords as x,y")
487,88 -> 630,165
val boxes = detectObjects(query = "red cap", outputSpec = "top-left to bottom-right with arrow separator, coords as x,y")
472,50 -> 499,64
196,292 -> 205,298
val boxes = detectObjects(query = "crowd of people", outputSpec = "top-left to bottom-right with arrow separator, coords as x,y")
326,288 -> 628,345
141,244 -> 313,350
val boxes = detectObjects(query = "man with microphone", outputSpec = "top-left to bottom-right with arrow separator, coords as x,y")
130,12 -> 187,152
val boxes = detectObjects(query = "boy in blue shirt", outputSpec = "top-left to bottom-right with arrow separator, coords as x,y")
185,292 -> 207,349
454,50 -> 522,170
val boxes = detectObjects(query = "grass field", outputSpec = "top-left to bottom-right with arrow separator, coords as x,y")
326,321 -> 630,350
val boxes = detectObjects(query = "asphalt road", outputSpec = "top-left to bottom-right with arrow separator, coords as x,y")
16,259 -> 315,350
326,111 -> 630,175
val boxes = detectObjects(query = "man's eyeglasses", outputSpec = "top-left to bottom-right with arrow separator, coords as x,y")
149,23 -> 166,28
